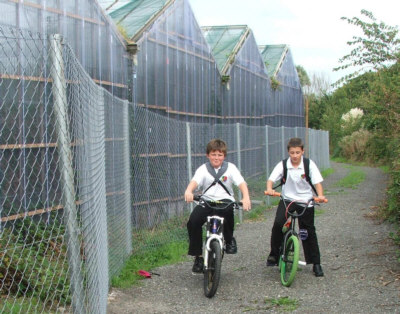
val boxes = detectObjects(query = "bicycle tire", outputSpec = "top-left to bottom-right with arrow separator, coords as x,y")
280,234 -> 299,287
204,240 -> 222,298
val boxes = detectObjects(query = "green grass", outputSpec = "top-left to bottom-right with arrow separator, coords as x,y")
0,297 -> 47,314
334,165 -> 366,189
265,296 -> 299,311
243,202 -> 268,221
246,175 -> 268,201
321,167 -> 334,178
111,241 -> 188,288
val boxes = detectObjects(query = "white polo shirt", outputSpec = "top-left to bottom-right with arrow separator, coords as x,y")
192,162 -> 245,201
268,157 -> 323,202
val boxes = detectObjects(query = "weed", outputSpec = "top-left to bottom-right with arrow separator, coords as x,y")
265,296 -> 299,311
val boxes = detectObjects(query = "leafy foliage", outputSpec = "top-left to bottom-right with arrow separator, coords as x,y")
0,215 -> 70,311
307,9 -> 400,224
296,65 -> 310,87
334,9 -> 400,85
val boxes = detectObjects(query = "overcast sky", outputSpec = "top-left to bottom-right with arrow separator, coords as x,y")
188,0 -> 400,84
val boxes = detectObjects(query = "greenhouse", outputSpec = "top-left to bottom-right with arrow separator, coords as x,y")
201,25 -> 271,126
260,44 -> 304,127
0,0 -> 131,98
102,0 -> 223,123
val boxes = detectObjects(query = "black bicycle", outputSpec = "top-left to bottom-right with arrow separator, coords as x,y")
265,191 -> 327,286
193,195 -> 241,298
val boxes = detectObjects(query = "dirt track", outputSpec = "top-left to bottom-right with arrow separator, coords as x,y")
107,162 -> 400,313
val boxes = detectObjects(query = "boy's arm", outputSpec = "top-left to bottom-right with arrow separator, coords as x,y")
238,182 -> 251,211
265,179 -> 275,195
184,180 -> 198,203
315,182 -> 326,201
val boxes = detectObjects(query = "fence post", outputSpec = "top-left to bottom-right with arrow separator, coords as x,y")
236,123 -> 242,223
265,126 -> 270,206
123,100 -> 133,255
186,122 -> 193,212
49,34 -> 84,313
281,126 -> 285,159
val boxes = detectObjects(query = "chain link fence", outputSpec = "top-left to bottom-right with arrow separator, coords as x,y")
0,25 -> 329,313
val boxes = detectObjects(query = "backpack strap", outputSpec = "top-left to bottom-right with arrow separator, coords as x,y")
303,157 -> 318,195
272,158 -> 288,190
272,157 -> 318,195
203,161 -> 231,196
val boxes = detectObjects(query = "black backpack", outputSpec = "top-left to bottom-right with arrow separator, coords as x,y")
203,161 -> 231,196
273,157 -> 317,195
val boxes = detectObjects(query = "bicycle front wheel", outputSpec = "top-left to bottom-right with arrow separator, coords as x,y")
280,235 -> 299,287
204,240 -> 222,298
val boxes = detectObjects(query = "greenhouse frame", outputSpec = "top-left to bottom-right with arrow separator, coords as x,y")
260,44 -> 304,127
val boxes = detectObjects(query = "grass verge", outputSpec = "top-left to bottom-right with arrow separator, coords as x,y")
111,241 -> 188,288
333,165 -> 365,189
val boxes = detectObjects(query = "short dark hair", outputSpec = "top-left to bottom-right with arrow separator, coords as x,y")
287,137 -> 304,151
206,139 -> 227,156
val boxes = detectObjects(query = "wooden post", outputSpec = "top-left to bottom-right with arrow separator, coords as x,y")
305,95 -> 309,158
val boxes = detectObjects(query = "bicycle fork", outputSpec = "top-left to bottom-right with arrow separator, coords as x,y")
203,216 -> 224,269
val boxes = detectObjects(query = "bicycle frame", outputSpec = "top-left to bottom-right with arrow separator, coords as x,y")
193,195 -> 241,297
281,204 -> 307,265
265,190 -> 327,286
204,215 -> 224,269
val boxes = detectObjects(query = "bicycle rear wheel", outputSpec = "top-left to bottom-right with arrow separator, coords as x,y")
204,240 -> 222,298
280,234 -> 299,287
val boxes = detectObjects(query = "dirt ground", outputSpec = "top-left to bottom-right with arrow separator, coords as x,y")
107,162 -> 400,313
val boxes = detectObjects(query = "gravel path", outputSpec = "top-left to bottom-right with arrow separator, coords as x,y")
107,162 -> 400,313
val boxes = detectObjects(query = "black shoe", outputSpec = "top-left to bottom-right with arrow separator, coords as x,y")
225,237 -> 237,254
192,256 -> 204,273
313,264 -> 324,277
266,255 -> 278,266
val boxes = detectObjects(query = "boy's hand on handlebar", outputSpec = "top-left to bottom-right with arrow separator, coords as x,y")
184,191 -> 194,203
314,195 -> 328,203
241,198 -> 251,211
264,190 -> 280,197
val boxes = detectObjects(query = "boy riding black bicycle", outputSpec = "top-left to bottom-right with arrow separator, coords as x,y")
184,139 -> 251,273
265,137 -> 326,277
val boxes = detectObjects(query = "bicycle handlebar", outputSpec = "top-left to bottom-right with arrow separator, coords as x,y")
193,195 -> 243,207
264,191 -> 328,203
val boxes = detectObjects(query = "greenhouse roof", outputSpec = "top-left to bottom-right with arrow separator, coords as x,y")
201,25 -> 251,75
259,44 -> 289,77
98,0 -> 172,42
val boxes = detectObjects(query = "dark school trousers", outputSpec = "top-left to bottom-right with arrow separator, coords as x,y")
270,199 -> 321,264
187,202 -> 234,256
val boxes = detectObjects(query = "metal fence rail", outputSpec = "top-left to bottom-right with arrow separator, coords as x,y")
0,26 -> 329,313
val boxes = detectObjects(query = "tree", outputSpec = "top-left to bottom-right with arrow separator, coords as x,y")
334,9 -> 400,84
303,71 -> 332,97
295,65 -> 310,87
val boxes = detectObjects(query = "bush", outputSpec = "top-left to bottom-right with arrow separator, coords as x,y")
338,129 -> 371,161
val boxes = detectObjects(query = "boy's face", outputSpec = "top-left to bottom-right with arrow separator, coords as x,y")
207,150 -> 225,169
288,146 -> 304,166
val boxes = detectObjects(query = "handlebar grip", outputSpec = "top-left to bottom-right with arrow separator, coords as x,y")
313,197 -> 328,203
193,195 -> 201,202
264,190 -> 281,197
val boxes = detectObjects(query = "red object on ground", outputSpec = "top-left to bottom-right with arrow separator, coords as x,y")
138,270 -> 152,278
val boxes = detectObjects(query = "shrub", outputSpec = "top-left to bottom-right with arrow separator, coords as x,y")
338,129 -> 371,161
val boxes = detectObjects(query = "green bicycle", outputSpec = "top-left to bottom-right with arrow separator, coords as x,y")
266,191 -> 327,286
